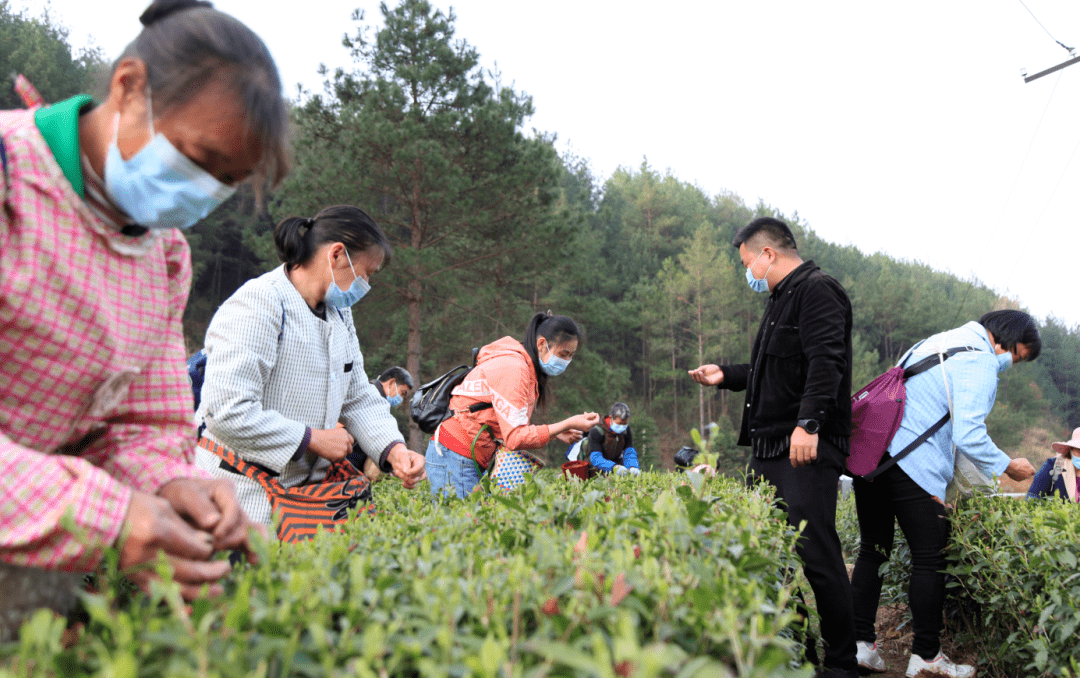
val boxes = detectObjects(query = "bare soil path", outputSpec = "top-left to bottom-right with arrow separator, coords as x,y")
865,605 -> 981,678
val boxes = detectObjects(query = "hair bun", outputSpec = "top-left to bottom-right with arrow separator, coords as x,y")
139,0 -> 214,26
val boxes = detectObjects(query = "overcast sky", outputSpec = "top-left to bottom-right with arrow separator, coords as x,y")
30,0 -> 1080,325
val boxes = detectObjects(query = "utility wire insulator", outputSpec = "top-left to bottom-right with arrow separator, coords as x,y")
1024,55 -> 1080,83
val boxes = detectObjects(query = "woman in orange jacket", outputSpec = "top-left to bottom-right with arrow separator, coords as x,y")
427,313 -> 600,499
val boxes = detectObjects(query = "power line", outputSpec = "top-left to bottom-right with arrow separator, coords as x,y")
1008,133 -> 1080,286
1018,0 -> 1075,53
952,70 -> 1062,323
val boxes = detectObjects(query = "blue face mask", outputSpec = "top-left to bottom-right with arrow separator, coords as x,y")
104,112 -> 235,230
745,250 -> 772,294
610,422 -> 627,434
1073,456 -> 1080,471
996,350 -> 1013,374
387,393 -> 403,407
539,341 -> 571,376
324,247 -> 370,308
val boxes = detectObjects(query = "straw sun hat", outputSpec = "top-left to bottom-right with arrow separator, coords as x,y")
1050,427 -> 1080,455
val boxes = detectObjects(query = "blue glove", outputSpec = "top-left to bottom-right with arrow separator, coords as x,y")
628,466 -> 641,476
613,465 -> 628,476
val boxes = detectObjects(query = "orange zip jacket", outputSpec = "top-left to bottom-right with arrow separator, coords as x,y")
437,336 -> 551,467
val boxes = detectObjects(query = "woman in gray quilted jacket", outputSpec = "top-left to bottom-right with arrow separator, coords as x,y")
193,205 -> 425,525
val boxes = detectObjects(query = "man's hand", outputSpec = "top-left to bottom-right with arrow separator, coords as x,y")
789,426 -> 819,467
556,429 -> 582,444
120,489 -> 231,600
309,427 -> 355,462
386,443 -> 426,489
688,364 -> 724,387
1004,457 -> 1036,481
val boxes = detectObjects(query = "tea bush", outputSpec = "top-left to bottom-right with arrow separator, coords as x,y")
946,495 -> 1080,678
1,472 -> 815,678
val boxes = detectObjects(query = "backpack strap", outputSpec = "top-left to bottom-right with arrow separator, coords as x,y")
902,345 -> 976,380
865,345 -> 978,481
471,423 -> 493,476
864,411 -> 951,481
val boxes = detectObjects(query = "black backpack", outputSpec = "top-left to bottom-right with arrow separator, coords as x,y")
410,348 -> 492,434
673,445 -> 699,469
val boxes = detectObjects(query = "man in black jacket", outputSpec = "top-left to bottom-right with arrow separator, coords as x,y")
690,217 -> 856,678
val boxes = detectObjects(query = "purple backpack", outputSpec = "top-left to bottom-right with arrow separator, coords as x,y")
848,345 -> 975,479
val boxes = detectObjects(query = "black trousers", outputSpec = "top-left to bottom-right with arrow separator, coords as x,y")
747,439 -> 857,671
851,462 -> 949,661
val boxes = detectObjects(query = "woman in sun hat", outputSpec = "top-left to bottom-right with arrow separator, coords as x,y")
1027,427 -> 1080,502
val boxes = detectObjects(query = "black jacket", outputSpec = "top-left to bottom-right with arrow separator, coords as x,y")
719,260 -> 852,445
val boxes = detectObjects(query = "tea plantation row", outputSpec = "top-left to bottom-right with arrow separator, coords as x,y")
4,472 -> 1079,677
1,472 -> 813,678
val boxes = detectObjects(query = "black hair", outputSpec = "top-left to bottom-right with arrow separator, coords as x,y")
979,310 -> 1041,361
118,0 -> 289,185
273,205 -> 392,272
523,312 -> 582,407
609,402 -> 630,421
378,366 -> 414,390
732,217 -> 798,252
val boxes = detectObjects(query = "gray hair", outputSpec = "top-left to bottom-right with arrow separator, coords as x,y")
116,0 -> 289,186
609,402 -> 630,421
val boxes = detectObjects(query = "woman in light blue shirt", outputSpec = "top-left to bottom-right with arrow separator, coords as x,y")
850,310 -> 1039,678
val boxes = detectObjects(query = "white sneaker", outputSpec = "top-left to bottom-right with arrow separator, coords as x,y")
905,652 -> 975,678
856,641 -> 887,673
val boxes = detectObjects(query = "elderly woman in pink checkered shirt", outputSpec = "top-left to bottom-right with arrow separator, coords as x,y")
0,0 -> 289,638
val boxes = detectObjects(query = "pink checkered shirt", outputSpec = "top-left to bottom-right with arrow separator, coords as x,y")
0,108 -> 208,572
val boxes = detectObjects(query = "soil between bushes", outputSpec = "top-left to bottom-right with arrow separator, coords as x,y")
861,604 -> 980,678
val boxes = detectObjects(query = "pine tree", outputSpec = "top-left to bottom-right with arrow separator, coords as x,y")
280,0 -> 573,448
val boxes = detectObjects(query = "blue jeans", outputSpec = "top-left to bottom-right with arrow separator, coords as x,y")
425,438 -> 482,500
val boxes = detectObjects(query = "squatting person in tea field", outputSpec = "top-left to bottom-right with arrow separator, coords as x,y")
587,402 -> 642,476
426,313 -> 600,499
850,310 -> 1038,677
689,217 -> 858,678
0,0 -> 287,639
193,206 -> 426,527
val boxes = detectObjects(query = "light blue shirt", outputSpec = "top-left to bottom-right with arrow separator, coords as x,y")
889,321 -> 1011,500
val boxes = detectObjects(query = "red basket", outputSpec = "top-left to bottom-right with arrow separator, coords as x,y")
561,460 -> 593,481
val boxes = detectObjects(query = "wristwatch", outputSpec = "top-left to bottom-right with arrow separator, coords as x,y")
796,418 -> 820,435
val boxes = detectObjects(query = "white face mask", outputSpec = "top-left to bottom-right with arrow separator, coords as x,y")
104,94 -> 235,230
